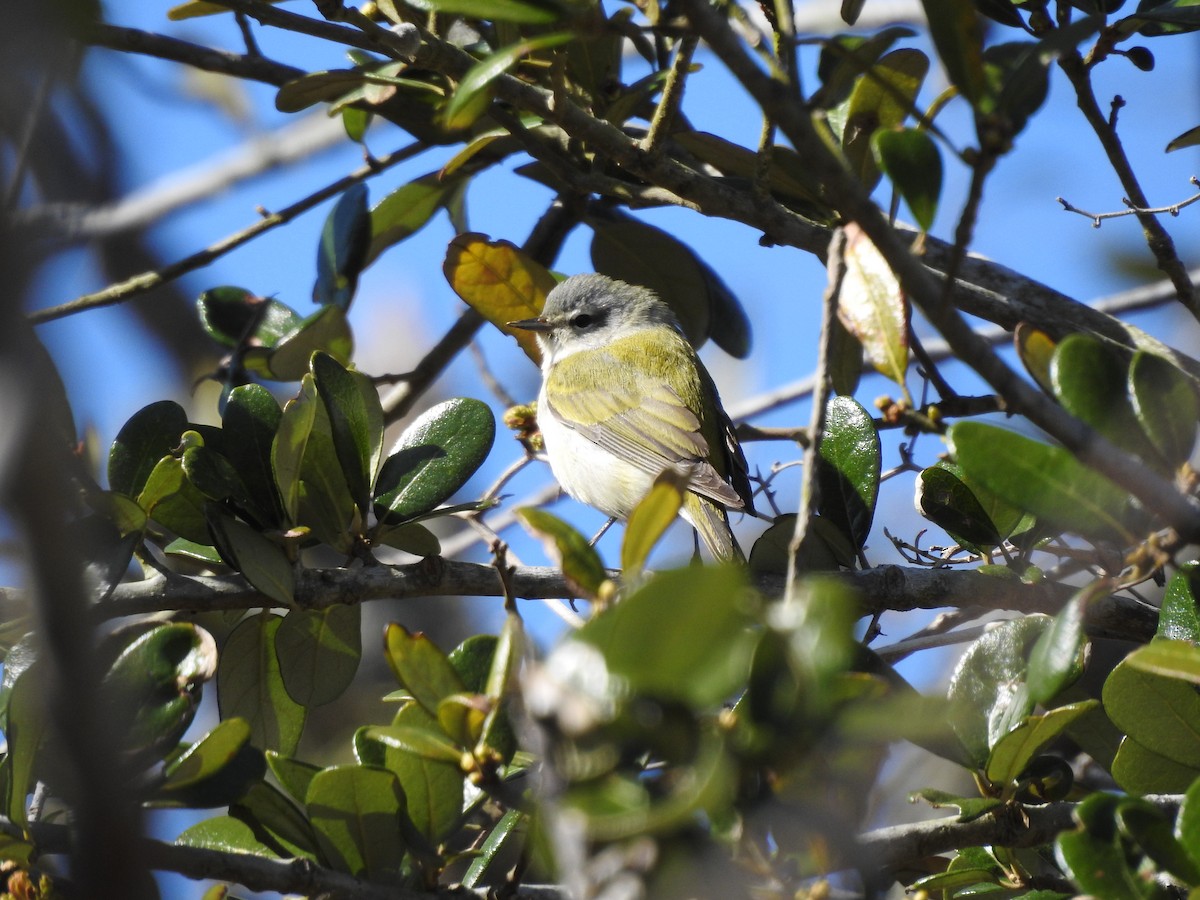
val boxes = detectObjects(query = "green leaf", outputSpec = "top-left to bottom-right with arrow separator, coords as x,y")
314,184 -> 370,310
356,702 -> 464,842
1129,351 -> 1199,468
516,507 -> 609,599
1167,123 -> 1200,152
196,287 -> 301,350
311,352 -> 384,515
1177,775 -> 1200,869
154,719 -> 267,810
223,385 -> 285,528
176,815 -> 281,858
1132,0 -> 1200,35
374,398 -> 495,523
139,453 -> 212,544
367,172 -> 458,265
1171,566 -> 1200,652
947,615 -> 1051,766
266,306 -> 354,381
985,701 -> 1098,788
621,468 -> 686,577
1057,815 -> 1147,900
908,788 -> 1004,822
841,49 -> 929,189
276,606 -> 362,707
575,565 -> 755,707
1117,798 -> 1200,884
405,0 -> 568,24
266,750 -> 322,806
6,666 -> 48,826
206,509 -> 295,607
109,400 -> 188,498
462,808 -> 522,888
1111,735 -> 1200,792
919,0 -> 988,105
218,613 -> 307,755
231,780 -> 323,861
442,32 -> 573,130
872,127 -> 942,231
384,623 -> 467,718
1027,584 -> 1094,704
360,723 -> 465,764
816,395 -> 881,550
343,105 -> 370,142
838,224 -> 909,388
159,718 -> 253,792
372,521 -> 441,556
1051,333 -> 1162,467
100,623 -> 218,766
947,422 -> 1136,544
915,461 -> 1025,550
1123,638 -> 1200,684
1104,645 -> 1200,769
980,41 -> 1051,135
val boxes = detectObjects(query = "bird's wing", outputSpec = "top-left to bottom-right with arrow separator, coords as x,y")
544,337 -> 744,510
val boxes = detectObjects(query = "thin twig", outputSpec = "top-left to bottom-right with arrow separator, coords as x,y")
641,35 -> 699,157
29,141 -> 428,324
1057,176 -> 1200,228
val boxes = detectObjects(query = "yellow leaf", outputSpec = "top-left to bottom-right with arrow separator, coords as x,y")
443,233 -> 557,365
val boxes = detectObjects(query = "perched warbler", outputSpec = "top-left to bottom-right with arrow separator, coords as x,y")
509,274 -> 754,560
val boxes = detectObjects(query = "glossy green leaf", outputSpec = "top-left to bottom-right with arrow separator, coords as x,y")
266,306 -> 354,381
1117,798 -> 1200,884
947,422 -> 1136,544
356,702 -> 464,842
311,352 -> 384,515
1111,735 -> 1200,792
372,521 -> 441,556
155,723 -> 266,810
109,400 -> 188,498
1177,775 -> 1200,868
374,398 -> 495,523
449,635 -> 500,694
910,868 -> 1002,893
181,445 -> 247,505
462,808 -> 522,888
919,0 -> 988,105
101,623 -> 218,765
915,461 -> 1025,550
985,700 -> 1098,788
437,692 -> 490,748
405,0 -> 568,23
621,468 -> 686,577
384,623 -> 467,718
276,606 -> 362,707
160,718 -> 253,792
872,127 -> 942,231
1027,586 -> 1090,703
314,183 -> 370,310
176,815 -> 281,858
907,788 -> 1004,822
1104,645 -> 1200,769
813,27 -> 918,110
218,613 -> 306,755
223,385 -> 285,528
841,49 -> 929,189
266,750 -> 322,806
517,507 -> 609,599
360,723 -> 464,764
575,565 -> 755,707
273,375 -> 320,523
1129,351 -> 1199,467
207,509 -> 295,607
838,224 -> 909,388
230,780 -> 322,861
1123,638 -> 1200,684
196,287 -> 301,350
443,32 -> 573,130
1051,333 -> 1161,466
816,395 -> 881,550
367,171 -> 457,265
1056,812 -> 1146,899
947,615 -> 1050,766
6,666 -> 48,826
138,453 -> 212,544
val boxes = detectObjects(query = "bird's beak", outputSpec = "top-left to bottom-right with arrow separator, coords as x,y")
507,316 -> 552,332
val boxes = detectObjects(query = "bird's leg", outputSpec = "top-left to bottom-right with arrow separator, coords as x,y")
589,517 -> 618,546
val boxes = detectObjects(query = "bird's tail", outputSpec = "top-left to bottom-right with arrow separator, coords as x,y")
682,493 -> 744,562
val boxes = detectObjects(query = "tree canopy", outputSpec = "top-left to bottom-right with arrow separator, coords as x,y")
3,0 -> 1200,897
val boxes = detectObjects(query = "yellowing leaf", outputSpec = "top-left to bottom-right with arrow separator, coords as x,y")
443,233 -> 557,364
837,223 -> 909,389
621,468 -> 686,577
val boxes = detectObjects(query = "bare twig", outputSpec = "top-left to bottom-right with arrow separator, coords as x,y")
641,35 -> 699,157
1057,176 -> 1200,228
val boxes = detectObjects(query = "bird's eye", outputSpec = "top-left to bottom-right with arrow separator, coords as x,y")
571,314 -> 593,328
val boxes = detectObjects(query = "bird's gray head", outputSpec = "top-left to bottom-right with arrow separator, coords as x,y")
511,274 -> 681,365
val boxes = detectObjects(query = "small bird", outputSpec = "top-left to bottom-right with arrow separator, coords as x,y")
509,274 -> 754,560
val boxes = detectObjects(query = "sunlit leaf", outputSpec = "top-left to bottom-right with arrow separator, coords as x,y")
621,468 -> 687,577
367,172 -> 459,264
872,127 -> 942,231
109,400 -> 188,499
816,395 -> 881,550
1128,350 -> 1199,467
838,224 -> 908,387
841,49 -> 929,189
1158,562 -> 1200,643
311,352 -> 384,515
985,701 -> 1097,788
442,32 -> 573,130
306,765 -> 407,880
517,507 -> 609,599
207,509 -> 295,607
384,623 -> 467,719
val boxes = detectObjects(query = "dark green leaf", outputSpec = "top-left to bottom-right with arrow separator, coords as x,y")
384,623 -> 467,718
311,352 -> 384,515
442,33 -> 573,130
109,400 -> 188,498
159,718 -> 253,791
1111,735 -> 1200,792
1159,563 -> 1200,643
206,509 -> 295,607
1104,645 -> 1200,769
517,507 -> 609,599
304,763 -> 408,883
1133,0 -> 1200,35
230,781 -> 323,861
266,750 -> 322,806
575,565 -> 755,707
372,521 -> 441,556
1129,351 -> 1199,468
154,719 -> 267,809
816,395 -> 881,550
915,461 -> 1022,549
276,606 -> 362,707
873,127 -> 942,231
1027,584 -> 1093,703
947,615 -> 1050,766
223,384 -> 285,527
266,306 -> 354,381
908,788 -> 1004,821
841,49 -> 929,190
314,184 -> 370,310
6,666 -> 48,826
405,0 -> 568,23
182,445 -> 247,504
218,613 -> 306,755
176,815 -> 281,858
985,701 -> 1098,788
461,808 -> 522,888
918,0 -> 988,105
367,172 -> 458,264
981,42 -> 1051,135
1117,798 -> 1200,883
374,398 -> 495,523
196,287 -> 301,350
947,422 -> 1137,544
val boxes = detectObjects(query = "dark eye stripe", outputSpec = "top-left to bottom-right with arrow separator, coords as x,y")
571,314 -> 593,328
